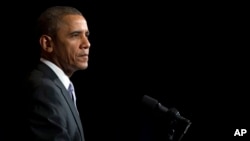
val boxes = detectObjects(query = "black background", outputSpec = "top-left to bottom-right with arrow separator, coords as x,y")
1,0 -> 249,141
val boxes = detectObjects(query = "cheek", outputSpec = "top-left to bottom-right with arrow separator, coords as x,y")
70,50 -> 78,61
64,42 -> 79,61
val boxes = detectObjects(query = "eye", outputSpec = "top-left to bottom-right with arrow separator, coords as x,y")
85,32 -> 90,38
72,33 -> 79,37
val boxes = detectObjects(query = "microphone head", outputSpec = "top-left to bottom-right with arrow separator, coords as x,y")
141,95 -> 159,110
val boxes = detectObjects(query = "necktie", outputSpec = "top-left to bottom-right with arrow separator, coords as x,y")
68,82 -> 78,111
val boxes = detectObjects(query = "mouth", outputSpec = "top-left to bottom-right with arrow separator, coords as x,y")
78,54 -> 88,60
83,54 -> 88,57
79,53 -> 88,57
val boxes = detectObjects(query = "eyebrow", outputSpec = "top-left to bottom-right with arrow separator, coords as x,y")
70,30 -> 90,36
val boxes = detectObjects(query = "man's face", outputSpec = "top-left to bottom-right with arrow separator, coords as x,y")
53,14 -> 90,73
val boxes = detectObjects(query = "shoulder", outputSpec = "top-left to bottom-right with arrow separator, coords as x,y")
24,62 -> 59,90
25,69 -> 55,89
23,69 -> 62,99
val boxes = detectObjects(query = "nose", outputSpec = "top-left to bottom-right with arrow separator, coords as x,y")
80,36 -> 91,49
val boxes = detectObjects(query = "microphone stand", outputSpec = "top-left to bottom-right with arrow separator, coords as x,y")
141,95 -> 192,141
157,107 -> 192,141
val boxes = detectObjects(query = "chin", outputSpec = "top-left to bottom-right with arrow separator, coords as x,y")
79,64 -> 88,70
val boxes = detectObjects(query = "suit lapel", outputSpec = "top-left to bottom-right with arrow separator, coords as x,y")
54,79 -> 84,139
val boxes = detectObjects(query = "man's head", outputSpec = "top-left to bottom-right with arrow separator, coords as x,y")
37,6 -> 90,77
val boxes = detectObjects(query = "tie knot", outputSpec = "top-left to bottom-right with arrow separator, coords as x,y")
68,83 -> 74,93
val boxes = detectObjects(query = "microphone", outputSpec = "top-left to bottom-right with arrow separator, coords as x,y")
141,95 -> 192,141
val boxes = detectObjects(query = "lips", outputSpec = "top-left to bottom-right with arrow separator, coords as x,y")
78,54 -> 88,61
79,54 -> 88,57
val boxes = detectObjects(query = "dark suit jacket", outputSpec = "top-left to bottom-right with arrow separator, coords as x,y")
21,62 -> 85,141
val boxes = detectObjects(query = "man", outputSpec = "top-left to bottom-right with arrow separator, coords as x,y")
22,6 -> 90,141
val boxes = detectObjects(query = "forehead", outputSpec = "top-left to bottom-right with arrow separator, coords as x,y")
59,14 -> 88,30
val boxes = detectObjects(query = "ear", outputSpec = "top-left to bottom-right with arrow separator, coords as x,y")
39,35 -> 54,53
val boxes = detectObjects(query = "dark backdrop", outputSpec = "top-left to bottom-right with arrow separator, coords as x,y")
1,0 -> 249,141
